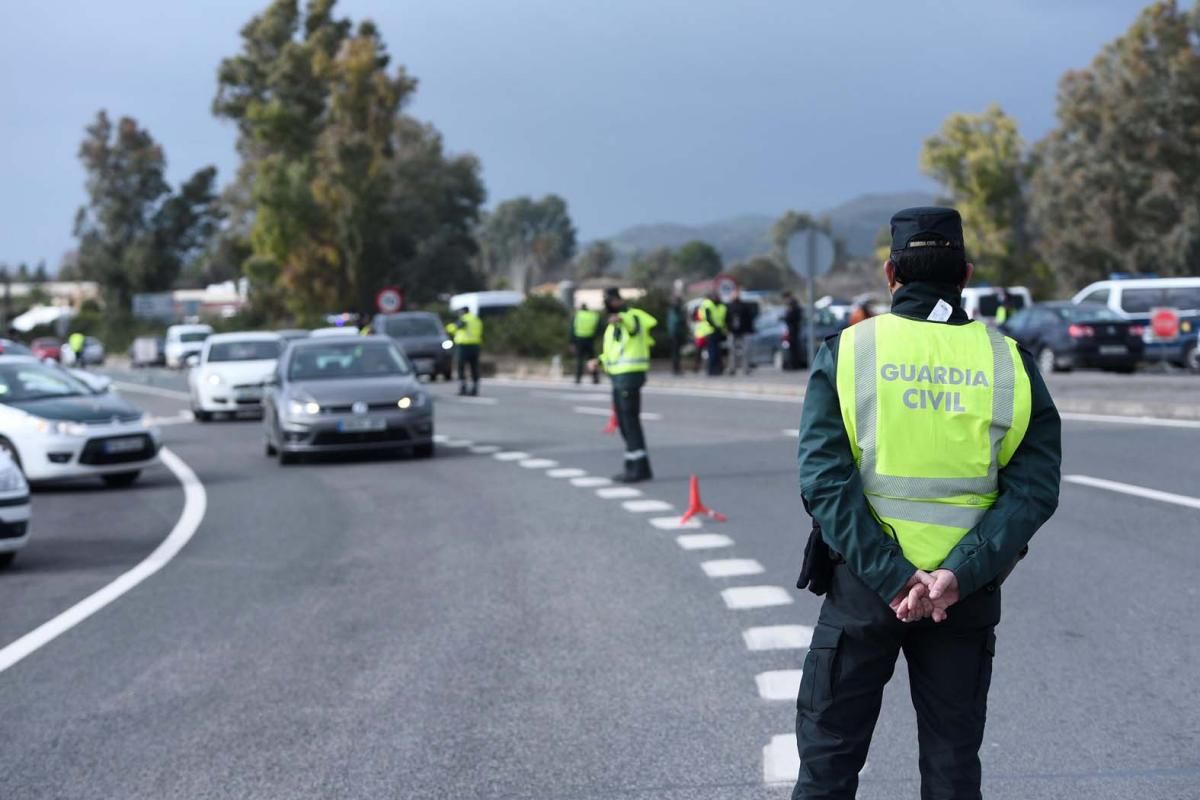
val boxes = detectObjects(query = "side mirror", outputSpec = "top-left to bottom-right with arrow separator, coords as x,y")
185,353 -> 200,367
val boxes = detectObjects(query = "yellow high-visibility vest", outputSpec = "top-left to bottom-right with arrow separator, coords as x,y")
836,314 -> 1032,570
600,308 -> 657,375
573,309 -> 600,338
448,313 -> 483,345
695,298 -> 726,340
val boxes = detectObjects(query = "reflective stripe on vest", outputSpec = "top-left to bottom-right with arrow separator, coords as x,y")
836,314 -> 1032,570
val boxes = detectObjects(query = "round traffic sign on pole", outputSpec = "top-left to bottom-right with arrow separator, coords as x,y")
784,230 -> 835,277
714,273 -> 739,304
1151,307 -> 1179,340
376,287 -> 404,314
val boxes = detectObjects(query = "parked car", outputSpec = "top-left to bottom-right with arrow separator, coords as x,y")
749,306 -> 845,369
371,311 -> 454,381
0,355 -> 161,486
961,286 -> 1033,323
0,448 -> 30,568
164,324 -> 213,369
446,290 -> 523,319
309,326 -> 361,338
30,337 -> 62,362
275,329 -> 310,342
262,336 -> 433,464
1072,276 -> 1200,366
129,336 -> 166,368
188,332 -> 283,421
61,336 -> 105,367
1001,302 -> 1145,373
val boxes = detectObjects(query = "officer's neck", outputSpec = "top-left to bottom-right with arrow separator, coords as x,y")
889,282 -> 970,324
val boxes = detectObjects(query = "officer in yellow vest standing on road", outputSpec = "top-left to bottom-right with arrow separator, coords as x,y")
792,207 -> 1062,800
697,290 -> 727,376
590,287 -> 656,483
446,305 -> 483,396
571,303 -> 601,385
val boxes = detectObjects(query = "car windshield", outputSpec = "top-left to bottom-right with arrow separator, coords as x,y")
382,316 -> 442,337
1058,305 -> 1122,322
180,332 -> 210,343
0,362 -> 92,401
208,340 -> 282,362
287,341 -> 412,381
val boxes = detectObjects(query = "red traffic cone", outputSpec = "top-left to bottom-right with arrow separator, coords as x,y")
679,474 -> 727,524
602,408 -> 619,435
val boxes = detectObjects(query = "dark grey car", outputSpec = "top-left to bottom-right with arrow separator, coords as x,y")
371,311 -> 454,380
262,336 -> 434,463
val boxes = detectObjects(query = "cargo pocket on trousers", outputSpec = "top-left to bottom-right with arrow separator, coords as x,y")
798,623 -> 842,714
975,631 -> 997,706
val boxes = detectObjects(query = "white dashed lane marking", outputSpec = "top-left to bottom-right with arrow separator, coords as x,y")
649,516 -> 701,530
721,586 -> 794,610
622,499 -> 673,513
454,396 -> 498,405
519,458 -> 558,469
763,734 -> 801,785
469,445 -> 500,454
676,533 -> 734,550
547,468 -> 587,478
743,625 -> 814,651
755,670 -> 804,701
782,428 -> 800,438
597,486 -> 642,499
1064,474 -> 1200,511
700,558 -> 764,578
572,406 -> 663,421
433,434 -> 448,443
572,476 -> 612,488
444,439 -> 473,447
493,451 -> 530,461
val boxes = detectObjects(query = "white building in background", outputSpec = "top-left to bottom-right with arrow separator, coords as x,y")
0,281 -> 100,309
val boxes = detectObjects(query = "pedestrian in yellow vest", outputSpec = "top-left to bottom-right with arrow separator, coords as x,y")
792,207 -> 1062,798
68,331 -> 86,367
588,287 -> 656,482
446,306 -> 483,396
571,303 -> 601,384
697,291 -> 727,376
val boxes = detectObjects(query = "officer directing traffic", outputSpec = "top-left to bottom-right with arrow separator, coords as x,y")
571,303 -> 601,384
792,207 -> 1061,799
590,287 -> 656,483
446,305 -> 483,396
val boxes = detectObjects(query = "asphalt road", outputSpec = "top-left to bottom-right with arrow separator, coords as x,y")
0,369 -> 1197,799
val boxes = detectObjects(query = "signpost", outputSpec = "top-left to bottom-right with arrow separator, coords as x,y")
713,273 -> 739,304
784,229 -> 836,367
375,287 -> 405,314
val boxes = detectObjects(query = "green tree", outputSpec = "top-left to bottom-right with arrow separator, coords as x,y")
671,240 -> 723,281
477,195 -> 577,291
73,111 -> 220,316
574,240 -> 615,280
1031,1 -> 1200,287
921,104 -> 1037,286
730,255 -> 790,291
627,247 -> 674,289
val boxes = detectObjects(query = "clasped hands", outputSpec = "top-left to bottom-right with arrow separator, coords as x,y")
889,569 -> 960,623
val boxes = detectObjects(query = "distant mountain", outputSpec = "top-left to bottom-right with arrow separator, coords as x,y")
602,190 -> 936,268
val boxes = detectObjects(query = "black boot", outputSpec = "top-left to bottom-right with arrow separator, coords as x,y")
458,384 -> 467,396
613,456 -> 652,483
469,383 -> 479,396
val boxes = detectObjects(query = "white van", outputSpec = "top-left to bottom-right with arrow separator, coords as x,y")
1071,276 -> 1200,364
164,323 -> 214,369
961,286 -> 1033,322
447,291 -> 524,319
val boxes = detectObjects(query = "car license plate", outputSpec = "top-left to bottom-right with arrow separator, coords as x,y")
338,417 -> 387,432
236,390 -> 262,401
1099,345 -> 1128,355
104,436 -> 145,454
414,358 -> 434,373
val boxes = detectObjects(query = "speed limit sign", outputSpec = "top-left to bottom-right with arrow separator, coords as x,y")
714,274 -> 739,304
375,287 -> 404,313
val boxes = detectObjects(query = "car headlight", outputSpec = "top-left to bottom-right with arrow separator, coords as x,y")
0,463 -> 26,493
441,339 -> 454,350
206,373 -> 222,385
398,393 -> 429,410
287,398 -> 321,416
31,417 -> 89,437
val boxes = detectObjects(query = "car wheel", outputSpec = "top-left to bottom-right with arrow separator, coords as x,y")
443,369 -> 453,382
0,437 -> 23,473
1186,344 -> 1200,373
278,449 -> 298,466
194,409 -> 212,423
0,552 -> 14,569
414,442 -> 435,458
102,471 -> 141,488
265,438 -> 277,457
1036,347 -> 1057,373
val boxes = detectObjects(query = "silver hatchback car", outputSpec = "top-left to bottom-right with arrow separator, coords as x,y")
262,336 -> 434,464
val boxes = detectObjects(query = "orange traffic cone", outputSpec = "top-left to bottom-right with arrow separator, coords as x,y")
602,408 -> 619,435
679,474 -> 727,524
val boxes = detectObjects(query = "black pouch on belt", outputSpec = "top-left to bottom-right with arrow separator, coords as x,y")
796,517 -> 835,596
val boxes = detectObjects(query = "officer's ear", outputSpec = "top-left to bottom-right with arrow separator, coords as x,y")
960,262 -> 975,292
884,260 -> 901,293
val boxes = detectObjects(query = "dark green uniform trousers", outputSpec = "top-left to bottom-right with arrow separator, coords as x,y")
611,371 -> 651,480
794,563 -> 1000,800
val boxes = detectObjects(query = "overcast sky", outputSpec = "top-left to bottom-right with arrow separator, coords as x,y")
0,0 -> 1153,268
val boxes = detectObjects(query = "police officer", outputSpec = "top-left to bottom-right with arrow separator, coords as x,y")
792,207 -> 1062,800
68,331 -> 86,367
590,287 -> 656,483
446,305 -> 483,396
697,289 -> 727,376
571,303 -> 601,384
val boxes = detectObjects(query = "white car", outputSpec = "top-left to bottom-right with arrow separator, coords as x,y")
0,356 -> 161,486
188,332 -> 283,421
309,326 -> 361,337
0,448 -> 30,568
165,323 -> 213,369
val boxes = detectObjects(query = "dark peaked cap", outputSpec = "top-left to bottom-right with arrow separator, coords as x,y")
890,207 -> 964,251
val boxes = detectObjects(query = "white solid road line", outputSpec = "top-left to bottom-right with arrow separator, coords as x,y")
763,733 -> 801,784
755,670 -> 804,701
1060,411 -> 1200,430
572,406 -> 663,421
0,448 -> 207,674
1064,474 -> 1200,510
490,377 -> 805,403
113,381 -> 191,401
493,451 -> 530,461
597,486 -> 641,499
700,558 -> 764,578
622,499 -> 674,513
676,533 -> 734,550
649,516 -> 701,530
433,434 -> 449,443
147,411 -> 195,427
571,476 -> 612,488
453,396 -> 499,405
444,439 -> 474,447
519,458 -> 558,469
547,467 -> 587,478
469,445 -> 501,454
782,429 -> 800,438
743,625 -> 814,651
721,586 -> 794,610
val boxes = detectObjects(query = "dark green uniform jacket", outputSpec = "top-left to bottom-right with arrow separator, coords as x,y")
798,282 -> 1062,602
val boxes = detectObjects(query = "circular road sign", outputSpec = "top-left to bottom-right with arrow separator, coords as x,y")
376,287 -> 404,314
784,230 -> 836,278
1151,307 -> 1180,340
714,274 -> 739,304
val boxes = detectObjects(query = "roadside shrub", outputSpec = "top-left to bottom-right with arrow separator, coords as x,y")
486,295 -> 571,358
